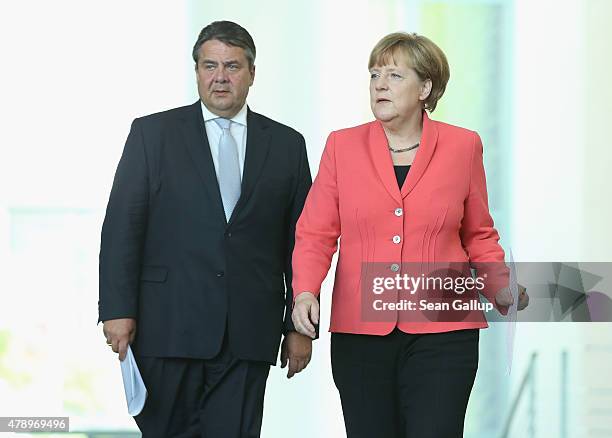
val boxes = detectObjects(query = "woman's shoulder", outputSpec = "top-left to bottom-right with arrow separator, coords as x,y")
432,120 -> 478,139
429,117 -> 479,144
330,120 -> 377,139
319,121 -> 378,156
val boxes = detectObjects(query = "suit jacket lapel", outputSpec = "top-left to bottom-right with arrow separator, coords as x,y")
369,121 -> 402,204
180,101 -> 227,224
227,108 -> 271,225
401,111 -> 438,198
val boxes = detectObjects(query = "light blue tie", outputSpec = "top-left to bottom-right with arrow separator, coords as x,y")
214,118 -> 241,221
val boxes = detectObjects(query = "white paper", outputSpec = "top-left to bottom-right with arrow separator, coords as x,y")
120,345 -> 147,416
506,248 -> 519,374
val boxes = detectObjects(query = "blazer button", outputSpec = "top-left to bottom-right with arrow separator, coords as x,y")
394,208 -> 403,217
390,263 -> 400,272
216,271 -> 225,278
225,231 -> 232,238
392,235 -> 401,244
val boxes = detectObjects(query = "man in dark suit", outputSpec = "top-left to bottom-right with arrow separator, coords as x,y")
98,20 -> 313,437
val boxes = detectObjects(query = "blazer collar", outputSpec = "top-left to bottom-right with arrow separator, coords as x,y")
231,108 -> 271,225
369,111 -> 439,202
180,101 -> 271,226
181,100 -> 227,224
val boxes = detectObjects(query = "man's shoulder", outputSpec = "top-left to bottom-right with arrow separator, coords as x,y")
249,110 -> 304,141
134,102 -> 197,127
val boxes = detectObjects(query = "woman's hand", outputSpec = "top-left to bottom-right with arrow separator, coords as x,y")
292,292 -> 319,339
495,284 -> 530,311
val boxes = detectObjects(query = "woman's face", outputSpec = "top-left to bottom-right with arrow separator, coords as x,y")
369,54 -> 431,124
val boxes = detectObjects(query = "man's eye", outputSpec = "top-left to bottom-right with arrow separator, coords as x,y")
370,73 -> 379,79
228,65 -> 238,71
391,73 -> 402,79
204,64 -> 215,70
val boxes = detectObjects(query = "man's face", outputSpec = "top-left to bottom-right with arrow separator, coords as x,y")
196,39 -> 255,118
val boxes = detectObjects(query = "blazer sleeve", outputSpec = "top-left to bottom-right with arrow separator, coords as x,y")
282,133 -> 312,333
98,119 -> 150,323
459,132 -> 510,314
292,131 -> 341,299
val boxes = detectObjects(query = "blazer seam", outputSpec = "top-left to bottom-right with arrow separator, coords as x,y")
289,134 -> 307,205
468,131 -> 477,197
134,118 -> 152,198
330,130 -> 339,207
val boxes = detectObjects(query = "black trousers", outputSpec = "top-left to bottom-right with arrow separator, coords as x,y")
133,333 -> 270,438
331,328 -> 479,438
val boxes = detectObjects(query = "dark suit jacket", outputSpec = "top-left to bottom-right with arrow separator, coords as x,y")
98,101 -> 311,364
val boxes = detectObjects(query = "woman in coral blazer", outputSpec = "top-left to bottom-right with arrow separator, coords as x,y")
292,33 -> 528,438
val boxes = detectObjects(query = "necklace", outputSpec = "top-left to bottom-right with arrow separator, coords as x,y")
388,142 -> 419,153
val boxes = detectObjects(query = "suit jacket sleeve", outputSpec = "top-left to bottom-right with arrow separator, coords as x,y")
283,133 -> 313,333
98,119 -> 150,323
459,132 -> 510,314
292,131 -> 341,299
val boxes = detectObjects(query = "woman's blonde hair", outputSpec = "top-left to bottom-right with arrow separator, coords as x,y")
369,32 -> 450,112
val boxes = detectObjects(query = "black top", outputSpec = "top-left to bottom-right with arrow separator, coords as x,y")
394,165 -> 411,189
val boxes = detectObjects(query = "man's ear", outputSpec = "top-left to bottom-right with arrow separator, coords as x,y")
250,64 -> 256,86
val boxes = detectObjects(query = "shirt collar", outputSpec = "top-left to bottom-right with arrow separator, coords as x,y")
200,100 -> 248,127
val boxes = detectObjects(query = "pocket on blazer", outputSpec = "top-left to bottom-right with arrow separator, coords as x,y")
139,265 -> 168,283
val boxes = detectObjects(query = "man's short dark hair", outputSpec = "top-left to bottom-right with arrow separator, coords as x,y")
192,21 -> 256,68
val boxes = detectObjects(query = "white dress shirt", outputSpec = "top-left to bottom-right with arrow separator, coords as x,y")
200,101 -> 248,180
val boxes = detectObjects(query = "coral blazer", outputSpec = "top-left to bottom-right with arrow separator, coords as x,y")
292,112 -> 509,335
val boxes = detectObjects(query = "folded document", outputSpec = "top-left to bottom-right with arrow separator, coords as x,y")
120,345 -> 147,416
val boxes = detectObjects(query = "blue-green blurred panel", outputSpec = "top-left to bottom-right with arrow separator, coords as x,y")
419,2 -> 514,438
420,0 -> 513,245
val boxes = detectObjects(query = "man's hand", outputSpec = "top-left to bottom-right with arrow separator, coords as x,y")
291,292 -> 319,339
495,284 -> 529,311
103,318 -> 137,361
280,331 -> 312,378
